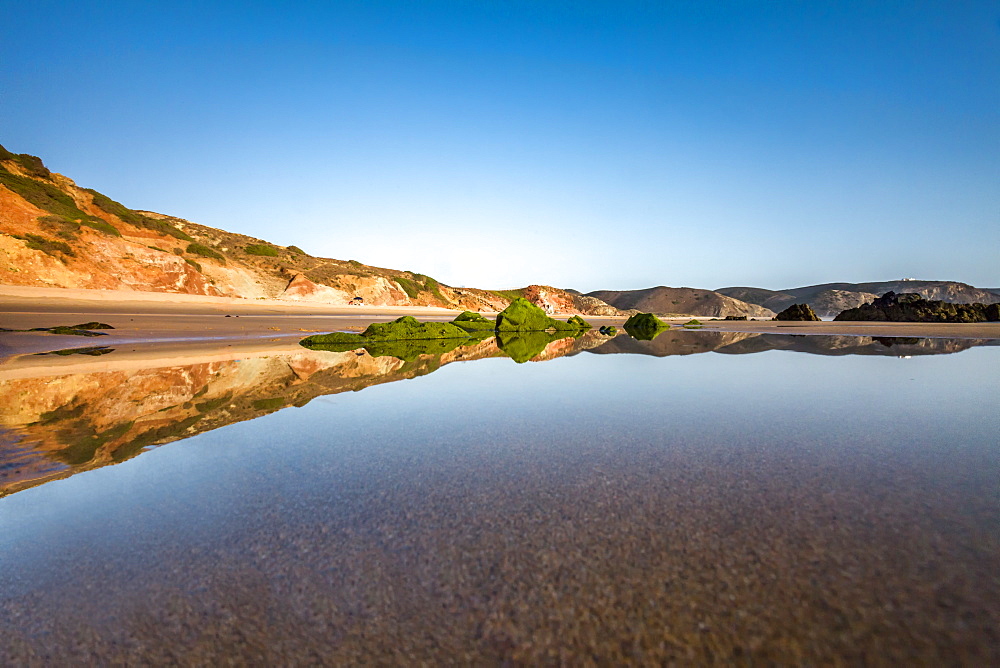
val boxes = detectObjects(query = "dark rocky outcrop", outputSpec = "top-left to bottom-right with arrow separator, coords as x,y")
773,304 -> 821,321
721,281 -> 1000,317
834,292 -> 1000,323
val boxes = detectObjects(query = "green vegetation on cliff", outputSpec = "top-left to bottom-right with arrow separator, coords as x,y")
186,243 -> 226,263
623,312 -> 670,340
85,189 -> 192,240
395,273 -> 446,302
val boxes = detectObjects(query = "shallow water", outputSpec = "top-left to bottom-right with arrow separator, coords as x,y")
1,333 -> 998,663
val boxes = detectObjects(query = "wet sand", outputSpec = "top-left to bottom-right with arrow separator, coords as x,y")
1,345 -> 997,664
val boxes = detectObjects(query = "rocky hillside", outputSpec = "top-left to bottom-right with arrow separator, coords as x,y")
719,281 -> 1000,318
0,144 -> 621,316
587,286 -> 775,318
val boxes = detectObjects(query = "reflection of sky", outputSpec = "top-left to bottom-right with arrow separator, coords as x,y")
2,346 -> 998,590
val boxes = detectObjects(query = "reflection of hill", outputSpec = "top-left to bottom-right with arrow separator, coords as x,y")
0,331 -> 616,498
712,334 -> 1000,357
3,330 -> 997,497
0,339 -> 499,497
587,332 -> 1000,358
586,331 -> 761,356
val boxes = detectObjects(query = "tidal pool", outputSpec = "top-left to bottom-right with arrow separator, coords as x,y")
1,333 -> 998,663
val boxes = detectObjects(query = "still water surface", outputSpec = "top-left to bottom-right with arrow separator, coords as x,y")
1,333 -> 998,663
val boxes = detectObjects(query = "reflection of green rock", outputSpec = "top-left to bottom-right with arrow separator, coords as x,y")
496,330 -> 569,363
623,312 -> 670,340
452,311 -> 496,331
362,337 -> 471,362
599,326 -> 617,336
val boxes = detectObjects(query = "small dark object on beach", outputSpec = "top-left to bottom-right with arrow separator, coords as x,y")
725,315 -> 748,321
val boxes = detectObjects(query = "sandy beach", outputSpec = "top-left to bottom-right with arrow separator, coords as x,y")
2,286 -> 999,358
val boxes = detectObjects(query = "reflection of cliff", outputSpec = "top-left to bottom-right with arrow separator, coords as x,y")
587,332 -> 1000,358
0,341 -> 485,497
0,332 -> 608,498
586,331 -> 761,357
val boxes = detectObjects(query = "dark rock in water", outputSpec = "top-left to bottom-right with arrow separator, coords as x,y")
623,312 -> 670,340
773,304 -> 821,321
724,315 -> 748,321
599,325 -> 617,336
834,291 -> 1000,323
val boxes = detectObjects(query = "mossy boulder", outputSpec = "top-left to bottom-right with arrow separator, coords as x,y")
599,325 -> 617,336
495,297 -> 591,333
773,304 -> 821,321
495,297 -> 558,332
301,316 -> 471,348
451,311 -> 496,332
300,316 -> 480,360
359,316 -> 469,341
834,292 -> 999,323
623,312 -> 670,340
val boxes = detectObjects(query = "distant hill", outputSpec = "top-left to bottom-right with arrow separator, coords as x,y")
587,286 -> 775,318
0,143 -> 622,316
718,281 -> 1000,318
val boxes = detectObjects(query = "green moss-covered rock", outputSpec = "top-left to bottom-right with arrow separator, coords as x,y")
496,298 -> 557,332
359,316 -> 469,341
300,316 -> 478,359
496,331 -> 569,363
451,311 -> 496,331
623,312 -> 670,340
599,325 -> 617,336
495,297 -> 590,333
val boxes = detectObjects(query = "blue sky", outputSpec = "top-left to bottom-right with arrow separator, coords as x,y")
2,1 -> 997,292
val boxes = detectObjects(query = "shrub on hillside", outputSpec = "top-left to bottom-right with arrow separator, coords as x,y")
186,243 -> 226,263
245,244 -> 279,257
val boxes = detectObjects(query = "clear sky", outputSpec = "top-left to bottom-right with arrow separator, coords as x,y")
2,1 -> 998,292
